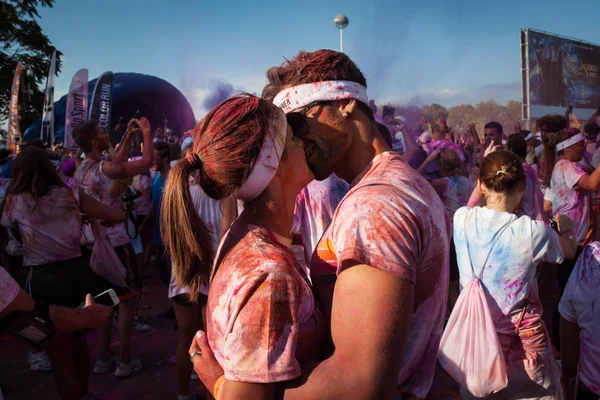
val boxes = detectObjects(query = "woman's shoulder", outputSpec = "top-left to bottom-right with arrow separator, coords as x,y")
215,230 -> 301,299
454,205 -> 474,218
222,227 -> 297,274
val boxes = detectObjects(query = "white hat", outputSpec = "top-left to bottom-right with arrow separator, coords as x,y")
181,137 -> 194,151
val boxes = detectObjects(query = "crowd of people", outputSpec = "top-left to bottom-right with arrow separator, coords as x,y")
1,49 -> 599,400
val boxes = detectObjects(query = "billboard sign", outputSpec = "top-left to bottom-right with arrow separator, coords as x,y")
521,28 -> 600,120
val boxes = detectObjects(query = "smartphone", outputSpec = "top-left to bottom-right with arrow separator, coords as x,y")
79,289 -> 120,308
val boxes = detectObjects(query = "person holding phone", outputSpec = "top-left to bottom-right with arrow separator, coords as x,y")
73,117 -> 154,379
1,146 -> 127,400
0,268 -> 112,340
0,267 -> 112,400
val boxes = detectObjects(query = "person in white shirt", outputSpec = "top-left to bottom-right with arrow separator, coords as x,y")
453,150 -> 576,399
559,242 -> 600,398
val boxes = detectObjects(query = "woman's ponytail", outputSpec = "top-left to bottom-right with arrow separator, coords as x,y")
161,156 -> 215,302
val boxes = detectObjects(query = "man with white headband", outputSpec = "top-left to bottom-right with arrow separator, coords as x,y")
264,49 -> 450,399
542,127 -> 600,355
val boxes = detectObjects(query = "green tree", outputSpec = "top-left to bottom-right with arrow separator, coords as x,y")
421,103 -> 448,123
1,0 -> 62,142
447,104 -> 476,129
505,100 -> 522,123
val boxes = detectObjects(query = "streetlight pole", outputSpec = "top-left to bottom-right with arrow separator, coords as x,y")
333,14 -> 349,53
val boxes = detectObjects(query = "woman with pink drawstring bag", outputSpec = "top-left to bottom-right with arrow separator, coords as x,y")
440,150 -> 578,399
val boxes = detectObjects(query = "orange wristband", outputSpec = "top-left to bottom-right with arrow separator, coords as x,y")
213,375 -> 225,400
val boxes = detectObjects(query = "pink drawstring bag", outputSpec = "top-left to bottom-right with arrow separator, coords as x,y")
438,223 -> 511,397
89,220 -> 126,288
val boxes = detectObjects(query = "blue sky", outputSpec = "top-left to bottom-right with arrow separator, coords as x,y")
38,0 -> 600,119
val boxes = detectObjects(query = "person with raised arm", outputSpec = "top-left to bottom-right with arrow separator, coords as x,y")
73,117 -> 154,378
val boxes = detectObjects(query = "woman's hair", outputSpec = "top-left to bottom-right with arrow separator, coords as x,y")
537,114 -> 568,134
154,142 -> 171,162
160,94 -> 280,301
6,147 -> 67,202
375,122 -> 393,148
438,148 -> 462,177
541,128 -> 581,187
167,143 -> 181,161
479,150 -> 526,194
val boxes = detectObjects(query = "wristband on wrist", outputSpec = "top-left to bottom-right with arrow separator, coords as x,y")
560,228 -> 575,236
214,375 -> 225,400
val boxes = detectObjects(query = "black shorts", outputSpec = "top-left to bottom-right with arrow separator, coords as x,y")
12,257 -> 112,308
172,293 -> 208,307
449,238 -> 459,281
81,242 -> 141,300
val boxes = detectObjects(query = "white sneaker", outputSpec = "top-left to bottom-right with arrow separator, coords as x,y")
29,351 -> 52,372
114,358 -> 143,378
93,355 -> 118,374
177,393 -> 195,400
133,320 -> 152,332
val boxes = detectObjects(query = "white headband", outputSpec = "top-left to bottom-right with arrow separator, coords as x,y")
556,132 -> 585,152
236,116 -> 288,202
273,81 -> 368,114
525,132 -> 534,141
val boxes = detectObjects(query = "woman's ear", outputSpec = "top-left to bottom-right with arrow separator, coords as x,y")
477,179 -> 487,196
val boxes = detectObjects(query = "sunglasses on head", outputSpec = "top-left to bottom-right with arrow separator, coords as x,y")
285,112 -> 309,139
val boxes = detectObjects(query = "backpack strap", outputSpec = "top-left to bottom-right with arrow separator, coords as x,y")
513,298 -> 528,335
464,211 -> 515,279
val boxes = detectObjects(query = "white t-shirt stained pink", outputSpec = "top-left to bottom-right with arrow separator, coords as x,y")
208,225 -> 324,383
1,186 -> 82,266
311,152 -> 450,398
0,267 -> 20,314
551,159 -> 592,243
292,174 -> 349,266
75,159 -> 130,248
559,242 -> 600,395
132,174 -> 151,216
454,207 -> 564,338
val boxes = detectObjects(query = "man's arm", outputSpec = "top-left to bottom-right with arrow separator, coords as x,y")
0,289 -> 110,334
221,381 -> 276,400
468,123 -> 480,148
78,190 -> 126,223
282,263 -> 414,400
49,294 -> 111,334
398,125 -> 417,163
576,167 -> 600,191
102,117 -> 154,180
113,123 -> 135,162
416,149 -> 442,175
